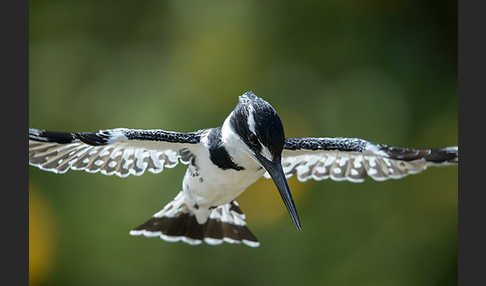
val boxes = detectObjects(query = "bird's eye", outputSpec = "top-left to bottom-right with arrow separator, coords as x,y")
248,133 -> 259,145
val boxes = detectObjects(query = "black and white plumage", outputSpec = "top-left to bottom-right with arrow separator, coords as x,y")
29,128 -> 204,177
29,91 -> 458,247
279,138 -> 457,183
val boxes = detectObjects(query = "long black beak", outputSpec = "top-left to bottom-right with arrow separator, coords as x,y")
256,154 -> 302,231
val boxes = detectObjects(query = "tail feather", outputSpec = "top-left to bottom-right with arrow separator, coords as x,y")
130,192 -> 260,247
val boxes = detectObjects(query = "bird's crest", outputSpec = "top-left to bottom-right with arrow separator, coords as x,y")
239,91 -> 258,104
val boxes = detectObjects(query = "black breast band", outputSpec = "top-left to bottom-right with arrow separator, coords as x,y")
207,128 -> 245,171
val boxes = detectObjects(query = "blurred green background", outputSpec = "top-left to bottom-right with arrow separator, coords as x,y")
29,1 -> 457,285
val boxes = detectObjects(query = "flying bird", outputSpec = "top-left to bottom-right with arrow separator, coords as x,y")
29,91 -> 458,247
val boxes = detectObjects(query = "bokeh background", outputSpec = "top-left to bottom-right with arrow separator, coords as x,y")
29,1 -> 457,285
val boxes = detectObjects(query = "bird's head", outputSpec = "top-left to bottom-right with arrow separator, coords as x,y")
222,91 -> 302,231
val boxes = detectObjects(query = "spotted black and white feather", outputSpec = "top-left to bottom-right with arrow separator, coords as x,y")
29,128 -> 204,177
271,137 -> 458,182
130,192 -> 259,247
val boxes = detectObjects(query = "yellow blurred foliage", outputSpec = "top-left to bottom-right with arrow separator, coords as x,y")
29,185 -> 56,286
238,176 -> 309,226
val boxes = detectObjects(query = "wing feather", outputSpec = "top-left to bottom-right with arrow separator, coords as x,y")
267,137 -> 458,183
29,128 -> 204,177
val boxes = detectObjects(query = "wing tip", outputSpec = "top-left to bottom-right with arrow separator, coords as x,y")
426,146 -> 458,164
29,128 -> 76,144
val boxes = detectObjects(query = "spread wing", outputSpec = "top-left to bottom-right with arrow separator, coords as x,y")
29,128 -> 205,177
265,137 -> 458,182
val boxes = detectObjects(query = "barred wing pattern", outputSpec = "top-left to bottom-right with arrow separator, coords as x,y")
265,137 -> 458,183
29,128 -> 203,177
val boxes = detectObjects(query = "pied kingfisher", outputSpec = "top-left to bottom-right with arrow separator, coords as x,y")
29,91 -> 458,247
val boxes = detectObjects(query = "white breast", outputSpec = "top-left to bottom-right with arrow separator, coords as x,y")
181,126 -> 264,209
